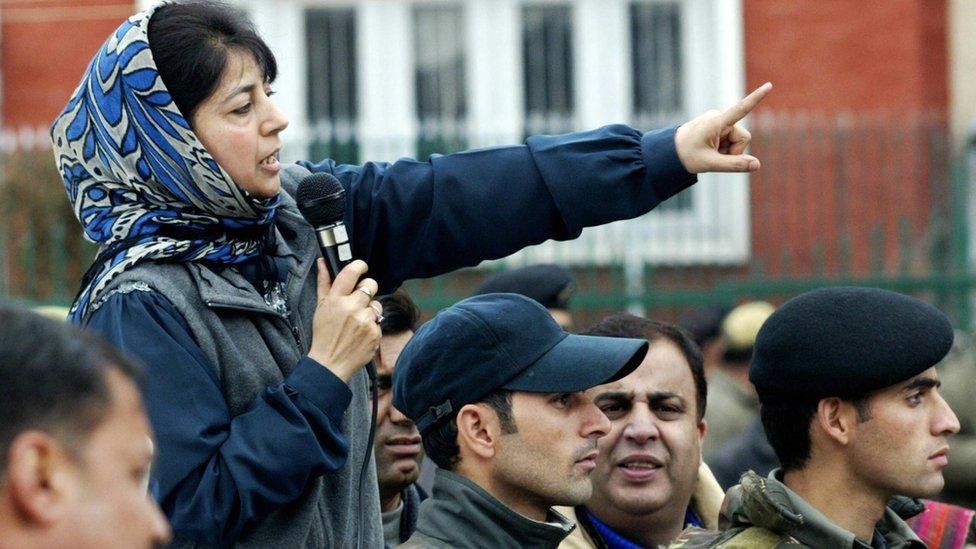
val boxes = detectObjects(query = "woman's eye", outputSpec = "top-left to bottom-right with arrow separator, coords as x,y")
232,103 -> 252,115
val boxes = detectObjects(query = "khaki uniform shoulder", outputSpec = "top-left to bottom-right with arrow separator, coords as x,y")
672,526 -> 805,548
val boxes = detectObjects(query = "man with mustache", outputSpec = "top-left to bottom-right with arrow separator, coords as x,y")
557,314 -> 724,548
393,293 -> 650,548
373,291 -> 426,546
675,287 -> 961,548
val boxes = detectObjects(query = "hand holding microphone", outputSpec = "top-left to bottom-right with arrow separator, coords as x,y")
297,173 -> 382,381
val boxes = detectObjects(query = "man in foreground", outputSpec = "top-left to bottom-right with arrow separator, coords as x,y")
373,291 -> 426,546
675,287 -> 960,548
393,293 -> 649,548
559,314 -> 724,548
0,304 -> 171,548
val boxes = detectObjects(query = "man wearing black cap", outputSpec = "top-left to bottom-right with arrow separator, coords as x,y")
675,287 -> 961,548
393,293 -> 649,548
474,264 -> 576,329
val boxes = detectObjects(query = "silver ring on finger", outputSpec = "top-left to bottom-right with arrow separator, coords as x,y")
370,302 -> 384,324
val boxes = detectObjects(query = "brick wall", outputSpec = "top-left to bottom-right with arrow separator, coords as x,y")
1,0 -> 135,131
742,0 -> 947,112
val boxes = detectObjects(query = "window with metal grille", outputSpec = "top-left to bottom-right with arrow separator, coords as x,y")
631,0 -> 688,210
305,8 -> 359,163
414,5 -> 467,158
522,4 -> 575,136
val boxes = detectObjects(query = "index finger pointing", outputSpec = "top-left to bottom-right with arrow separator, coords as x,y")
721,82 -> 772,126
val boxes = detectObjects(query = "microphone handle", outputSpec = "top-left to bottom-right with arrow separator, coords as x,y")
309,222 -> 380,549
313,222 -> 353,279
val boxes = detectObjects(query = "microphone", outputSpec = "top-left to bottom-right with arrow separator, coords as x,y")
296,172 -> 352,279
295,171 -> 376,549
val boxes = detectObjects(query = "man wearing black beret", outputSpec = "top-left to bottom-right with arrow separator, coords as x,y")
474,264 -> 576,329
674,287 -> 961,548
394,293 -> 648,548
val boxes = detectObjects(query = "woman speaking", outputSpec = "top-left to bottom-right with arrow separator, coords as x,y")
51,1 -> 768,546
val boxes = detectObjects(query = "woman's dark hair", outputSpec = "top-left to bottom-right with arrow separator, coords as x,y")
423,390 -> 516,471
761,395 -> 873,471
583,314 -> 707,420
378,291 -> 420,336
147,1 -> 278,121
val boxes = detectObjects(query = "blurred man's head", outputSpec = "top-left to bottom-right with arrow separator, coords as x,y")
394,294 -> 647,521
752,287 -> 960,501
720,301 -> 774,366
681,305 -> 730,378
0,304 -> 170,548
474,264 -> 575,329
374,291 -> 422,512
581,314 -> 707,545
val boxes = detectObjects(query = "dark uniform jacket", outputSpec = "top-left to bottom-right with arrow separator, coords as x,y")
672,470 -> 926,549
399,469 -> 575,548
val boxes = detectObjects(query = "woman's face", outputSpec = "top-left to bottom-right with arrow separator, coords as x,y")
191,49 -> 289,199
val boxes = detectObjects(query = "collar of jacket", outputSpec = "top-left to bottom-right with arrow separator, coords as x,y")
413,469 -> 575,547
398,483 -> 427,544
193,165 -> 319,315
722,469 -> 925,548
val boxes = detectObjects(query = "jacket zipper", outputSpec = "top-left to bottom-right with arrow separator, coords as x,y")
205,300 -> 304,354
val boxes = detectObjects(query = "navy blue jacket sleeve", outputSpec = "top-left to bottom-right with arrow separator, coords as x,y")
298,125 -> 694,293
86,290 -> 353,545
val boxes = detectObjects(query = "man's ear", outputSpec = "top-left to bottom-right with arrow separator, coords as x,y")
455,404 -> 499,461
697,418 -> 708,442
6,431 -> 77,525
815,397 -> 858,446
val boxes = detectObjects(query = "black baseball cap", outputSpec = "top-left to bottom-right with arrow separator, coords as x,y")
393,293 -> 648,434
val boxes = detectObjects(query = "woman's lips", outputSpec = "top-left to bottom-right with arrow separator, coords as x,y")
259,150 -> 281,172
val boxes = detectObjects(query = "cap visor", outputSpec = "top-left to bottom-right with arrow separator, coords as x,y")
503,334 -> 648,393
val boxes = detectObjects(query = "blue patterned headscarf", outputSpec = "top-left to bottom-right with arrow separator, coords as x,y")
51,6 -> 281,322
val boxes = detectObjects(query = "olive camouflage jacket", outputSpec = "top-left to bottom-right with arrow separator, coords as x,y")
671,470 -> 926,549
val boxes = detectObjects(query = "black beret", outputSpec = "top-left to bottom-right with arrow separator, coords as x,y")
474,264 -> 574,310
750,287 -> 953,401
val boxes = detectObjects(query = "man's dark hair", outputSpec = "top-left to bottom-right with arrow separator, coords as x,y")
583,314 -> 707,420
148,0 -> 278,121
378,291 -> 419,336
761,395 -> 873,471
0,304 -> 143,474
423,390 -> 516,470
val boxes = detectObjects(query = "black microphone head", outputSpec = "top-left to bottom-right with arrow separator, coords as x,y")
297,172 -> 346,226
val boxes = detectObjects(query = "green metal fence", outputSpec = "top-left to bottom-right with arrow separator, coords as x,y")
400,111 -> 976,328
2,111 -> 974,329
